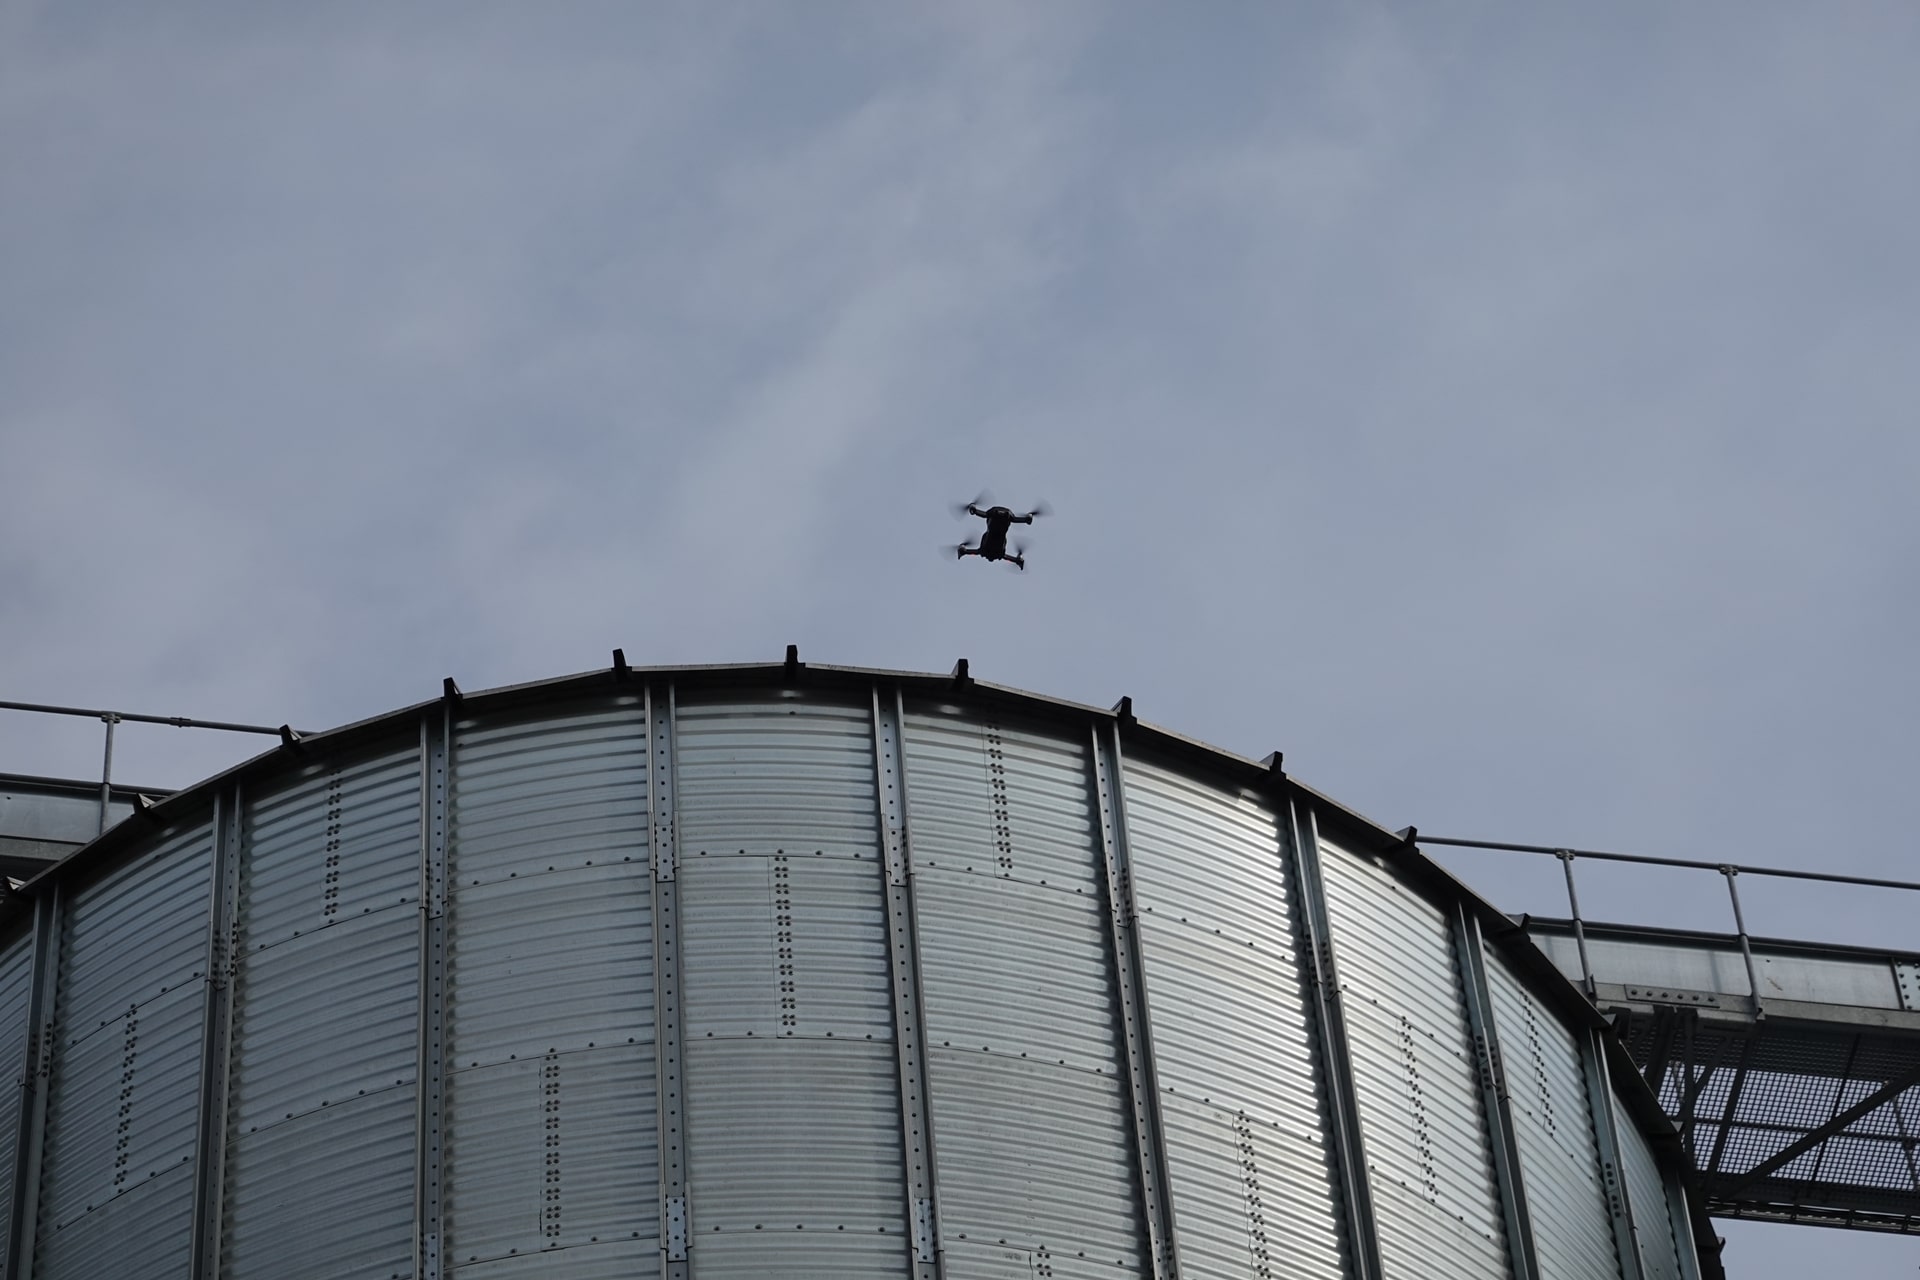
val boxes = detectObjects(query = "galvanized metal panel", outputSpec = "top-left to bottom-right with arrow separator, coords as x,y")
32,1163 -> 192,1280
1487,953 -> 1621,1280
927,1048 -> 1142,1272
901,708 -> 1103,896
675,695 -> 879,858
680,854 -> 892,1040
1163,1088 -> 1356,1280
227,910 -> 419,1133
1318,837 -> 1507,1280
915,870 -> 1121,1074
55,822 -> 213,1040
38,983 -> 202,1258
450,699 -> 651,888
222,1087 -> 416,1280
241,745 -> 421,948
685,1039 -> 904,1231
1615,1105 -> 1684,1280
1120,757 -> 1345,1280
0,933 -> 32,1271
691,1227 -> 906,1278
456,1239 -> 662,1280
447,1045 -> 659,1269
449,864 -> 656,1067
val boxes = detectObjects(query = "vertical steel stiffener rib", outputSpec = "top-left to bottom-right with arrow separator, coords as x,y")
1090,724 -> 1179,1280
1286,801 -> 1382,1280
6,888 -> 62,1280
872,689 -> 943,1278
1580,1028 -> 1646,1280
189,790 -> 242,1280
649,686 -> 691,1277
416,709 -> 451,1280
1451,904 -> 1539,1280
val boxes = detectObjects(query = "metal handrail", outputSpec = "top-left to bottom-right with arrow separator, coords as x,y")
1,700 -> 290,839
1416,834 -> 1920,1019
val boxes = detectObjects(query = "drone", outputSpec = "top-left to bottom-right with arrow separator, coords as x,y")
951,493 -> 1050,570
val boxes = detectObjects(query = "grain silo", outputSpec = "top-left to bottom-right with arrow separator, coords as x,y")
0,657 -> 1704,1279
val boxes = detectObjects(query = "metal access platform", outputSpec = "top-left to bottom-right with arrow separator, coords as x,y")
1417,833 -> 1920,1235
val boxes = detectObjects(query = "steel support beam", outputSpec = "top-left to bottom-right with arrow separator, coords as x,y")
872,689 -> 944,1279
5,887 -> 61,1280
1287,801 -> 1382,1280
1452,903 -> 1539,1280
414,708 -> 451,1280
1090,724 -> 1179,1280
649,686 -> 691,1279
1716,1059 -> 1920,1196
1580,1027 -> 1646,1280
189,789 -> 242,1279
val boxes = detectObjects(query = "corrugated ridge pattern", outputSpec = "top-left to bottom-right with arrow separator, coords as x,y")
0,933 -> 33,1269
944,1239 -> 1142,1280
681,855 -> 891,1039
915,870 -> 1120,1073
1616,1103 -> 1683,1280
450,864 -> 656,1066
927,1049 -> 1143,1272
1122,757 -> 1345,1280
241,745 -> 420,949
685,1039 -> 904,1230
691,1229 -> 907,1278
455,1238 -> 663,1280
444,704 -> 659,1269
903,712 -> 1146,1272
1487,954 -> 1620,1280
228,910 -> 418,1133
675,697 -> 878,857
56,821 -> 212,1041
39,982 -> 202,1237
33,1163 -> 192,1280
902,709 -> 1102,895
1319,837 -> 1506,1280
222,1087 -> 416,1280
450,699 -> 649,887
448,1046 -> 659,1269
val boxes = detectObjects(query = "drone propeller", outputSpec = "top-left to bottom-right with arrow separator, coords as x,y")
1026,499 -> 1052,519
950,490 -> 993,520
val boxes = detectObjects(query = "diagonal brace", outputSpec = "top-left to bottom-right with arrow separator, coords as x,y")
1717,1060 -> 1920,1196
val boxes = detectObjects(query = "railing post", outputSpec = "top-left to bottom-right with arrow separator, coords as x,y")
1719,868 -> 1764,1021
1557,850 -> 1595,997
96,714 -> 119,837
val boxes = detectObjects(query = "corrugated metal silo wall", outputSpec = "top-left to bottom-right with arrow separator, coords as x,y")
0,677 -> 1700,1280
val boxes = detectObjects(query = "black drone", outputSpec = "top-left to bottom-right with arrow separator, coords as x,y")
951,493 -> 1050,570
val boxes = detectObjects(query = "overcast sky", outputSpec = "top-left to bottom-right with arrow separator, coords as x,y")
3,4 -> 1917,1272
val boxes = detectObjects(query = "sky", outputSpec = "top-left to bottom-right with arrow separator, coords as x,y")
3,4 -> 1918,1273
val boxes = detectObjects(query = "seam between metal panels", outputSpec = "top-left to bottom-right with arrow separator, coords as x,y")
873,688 -> 944,1279
1581,1026 -> 1644,1280
1452,902 -> 1539,1280
416,708 -> 450,1280
188,788 -> 241,1280
649,685 -> 690,1278
1092,725 -> 1179,1280
1287,800 -> 1381,1280
5,888 -> 60,1280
